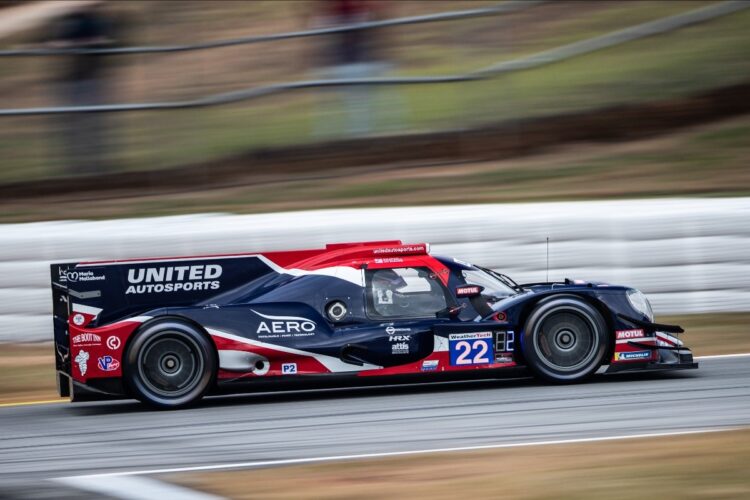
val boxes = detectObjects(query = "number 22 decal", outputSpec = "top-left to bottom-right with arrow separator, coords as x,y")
449,333 -> 493,366
454,340 -> 490,365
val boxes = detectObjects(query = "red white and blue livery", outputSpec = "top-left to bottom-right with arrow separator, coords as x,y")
51,240 -> 696,408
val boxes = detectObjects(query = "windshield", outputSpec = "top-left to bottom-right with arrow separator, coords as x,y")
461,268 -> 516,302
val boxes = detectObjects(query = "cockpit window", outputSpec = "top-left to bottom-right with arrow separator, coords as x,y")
366,267 -> 448,318
461,268 -> 515,302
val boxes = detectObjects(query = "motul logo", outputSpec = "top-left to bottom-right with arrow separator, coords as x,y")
127,265 -> 222,283
456,285 -> 481,297
616,329 -> 645,340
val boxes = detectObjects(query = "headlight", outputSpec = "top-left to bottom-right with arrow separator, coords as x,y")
627,289 -> 654,322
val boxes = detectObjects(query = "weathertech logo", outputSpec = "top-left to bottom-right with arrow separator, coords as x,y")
125,264 -> 222,294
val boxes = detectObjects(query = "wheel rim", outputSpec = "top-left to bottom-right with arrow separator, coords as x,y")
137,332 -> 204,398
533,310 -> 600,372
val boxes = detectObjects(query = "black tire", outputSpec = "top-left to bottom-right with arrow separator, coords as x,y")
124,320 -> 215,409
521,296 -> 608,383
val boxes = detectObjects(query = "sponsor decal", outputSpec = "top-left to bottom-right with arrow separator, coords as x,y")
72,313 -> 85,326
385,326 -> 411,335
374,258 -> 404,264
392,342 -> 409,354
421,359 -> 439,372
376,289 -> 393,305
97,355 -> 120,372
74,349 -> 89,376
373,245 -> 426,255
448,332 -> 493,341
449,332 -> 493,366
60,269 -> 105,283
253,310 -> 316,338
389,335 -> 411,342
125,264 -> 222,295
456,285 -> 482,297
495,354 -> 514,364
282,363 -> 298,374
72,333 -> 101,346
106,336 -> 121,350
616,329 -> 646,340
614,350 -> 652,361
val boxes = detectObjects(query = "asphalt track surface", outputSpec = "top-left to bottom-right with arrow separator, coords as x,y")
1,357 -> 749,484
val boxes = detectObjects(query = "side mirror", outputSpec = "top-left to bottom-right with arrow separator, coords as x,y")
455,285 -> 484,298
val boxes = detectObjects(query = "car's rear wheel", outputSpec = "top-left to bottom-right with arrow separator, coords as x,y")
522,296 -> 608,383
125,320 -> 215,409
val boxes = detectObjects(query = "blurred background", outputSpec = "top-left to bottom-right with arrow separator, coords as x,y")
0,0 -> 748,197
1,1 -> 749,498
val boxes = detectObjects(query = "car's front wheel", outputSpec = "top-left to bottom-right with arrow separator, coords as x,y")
124,320 -> 216,409
521,296 -> 608,383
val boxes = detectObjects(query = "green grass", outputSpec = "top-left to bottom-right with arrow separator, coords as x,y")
4,111 -> 749,222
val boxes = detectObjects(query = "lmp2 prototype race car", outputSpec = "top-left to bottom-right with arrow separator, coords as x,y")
51,240 -> 697,408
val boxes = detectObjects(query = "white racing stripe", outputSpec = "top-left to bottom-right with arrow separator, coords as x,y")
207,327 -> 381,372
55,475 -> 224,500
79,253 -> 365,286
55,427 -> 742,480
71,303 -> 103,316
696,353 -> 750,360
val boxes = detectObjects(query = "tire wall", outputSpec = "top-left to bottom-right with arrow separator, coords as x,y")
2,197 -> 748,342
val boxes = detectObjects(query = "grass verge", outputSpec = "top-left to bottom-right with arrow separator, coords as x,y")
2,113 -> 750,222
0,312 -> 747,405
166,428 -> 750,499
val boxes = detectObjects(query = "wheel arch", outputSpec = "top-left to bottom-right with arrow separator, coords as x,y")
514,292 -> 616,364
122,314 -> 220,395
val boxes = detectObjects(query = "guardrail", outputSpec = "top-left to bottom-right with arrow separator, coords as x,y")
2,197 -> 749,342
0,1 -> 542,57
0,0 -> 746,116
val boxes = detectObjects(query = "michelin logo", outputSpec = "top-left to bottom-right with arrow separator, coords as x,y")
75,349 -> 89,376
615,350 -> 651,361
125,264 -> 222,294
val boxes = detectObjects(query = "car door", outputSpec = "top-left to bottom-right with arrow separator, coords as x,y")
333,266 -> 453,367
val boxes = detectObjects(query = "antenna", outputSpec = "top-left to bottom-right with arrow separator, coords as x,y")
546,237 -> 549,283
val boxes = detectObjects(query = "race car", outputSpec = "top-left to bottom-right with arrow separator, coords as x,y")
51,240 -> 696,408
